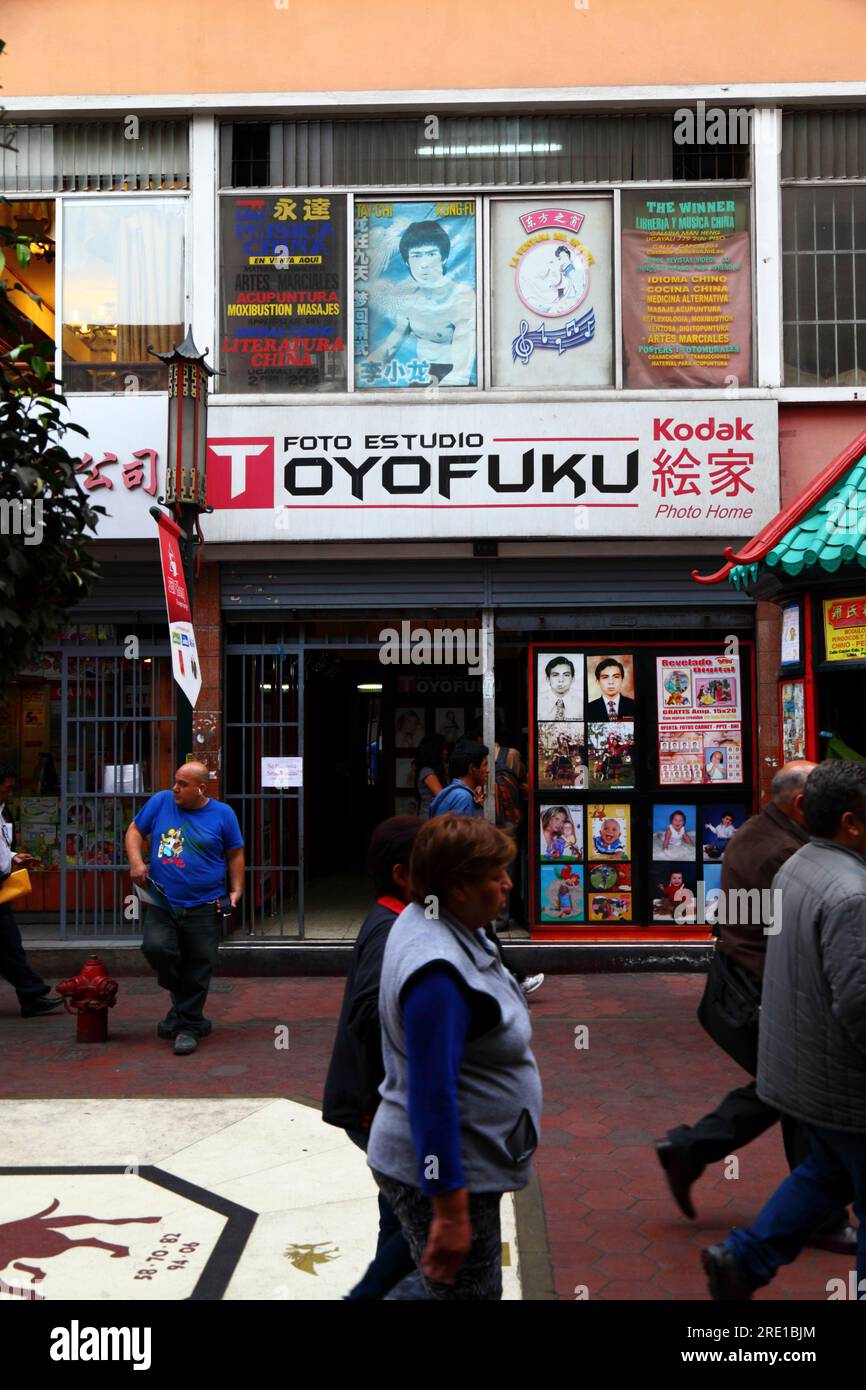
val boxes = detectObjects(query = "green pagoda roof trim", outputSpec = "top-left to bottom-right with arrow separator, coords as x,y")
728,454 -> 866,590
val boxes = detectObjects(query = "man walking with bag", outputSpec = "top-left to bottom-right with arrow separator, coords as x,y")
655,760 -> 854,1254
125,762 -> 244,1055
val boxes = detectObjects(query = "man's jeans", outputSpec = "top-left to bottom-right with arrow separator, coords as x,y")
727,1122 -> 866,1291
141,901 -> 221,1036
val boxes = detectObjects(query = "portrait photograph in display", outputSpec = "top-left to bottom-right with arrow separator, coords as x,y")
701,804 -> 747,861
651,864 -> 698,923
587,891 -> 632,923
540,804 -> 583,861
538,723 -> 587,789
703,730 -> 743,784
536,652 -> 584,721
540,864 -> 584,922
435,707 -> 465,746
652,805 -> 697,861
587,722 -> 635,790
394,758 -> 416,790
587,861 -> 631,893
354,200 -> 477,389
585,655 -> 636,721
588,804 -> 630,861
394,707 -> 425,749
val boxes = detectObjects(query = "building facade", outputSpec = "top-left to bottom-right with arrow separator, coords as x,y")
3,1 -> 866,940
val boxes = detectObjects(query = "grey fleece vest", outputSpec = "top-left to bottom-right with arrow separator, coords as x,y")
367,901 -> 543,1193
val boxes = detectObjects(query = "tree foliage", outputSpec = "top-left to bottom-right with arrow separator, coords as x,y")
1,36 -> 102,677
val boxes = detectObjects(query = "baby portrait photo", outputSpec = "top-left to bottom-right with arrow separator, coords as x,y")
540,804 -> 583,861
588,805 -> 630,861
652,805 -> 697,861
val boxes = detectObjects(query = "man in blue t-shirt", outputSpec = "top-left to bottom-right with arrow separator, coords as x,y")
427,741 -> 488,819
125,762 -> 244,1055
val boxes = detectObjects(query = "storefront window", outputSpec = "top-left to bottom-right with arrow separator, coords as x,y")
0,197 -> 56,363
620,188 -> 753,388
489,198 -> 613,388
354,199 -> 477,389
61,198 -> 185,392
218,192 -> 347,393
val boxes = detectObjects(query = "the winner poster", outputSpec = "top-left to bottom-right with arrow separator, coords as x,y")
491,199 -> 613,387
621,190 -> 752,388
220,194 -> 347,392
354,200 -> 477,389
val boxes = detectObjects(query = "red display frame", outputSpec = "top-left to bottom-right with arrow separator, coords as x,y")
528,639 -> 758,942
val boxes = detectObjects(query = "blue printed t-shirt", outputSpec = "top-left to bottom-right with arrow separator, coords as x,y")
134,791 -> 244,908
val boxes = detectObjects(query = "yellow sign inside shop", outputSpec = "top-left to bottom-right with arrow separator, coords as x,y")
823,596 -> 866,662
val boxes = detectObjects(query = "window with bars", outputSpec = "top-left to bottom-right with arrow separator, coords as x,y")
782,186 -> 866,386
782,110 -> 866,386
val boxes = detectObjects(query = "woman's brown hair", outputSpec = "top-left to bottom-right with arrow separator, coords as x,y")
409,814 -> 513,905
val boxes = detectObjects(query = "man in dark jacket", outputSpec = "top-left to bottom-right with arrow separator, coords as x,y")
323,814 -> 422,1299
655,761 -> 854,1244
703,760 -> 866,1298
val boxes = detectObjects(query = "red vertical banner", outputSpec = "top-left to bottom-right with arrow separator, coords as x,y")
154,511 -> 202,708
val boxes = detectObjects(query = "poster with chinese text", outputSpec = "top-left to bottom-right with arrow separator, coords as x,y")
354,200 -> 477,389
823,596 -> 866,662
220,194 -> 347,393
491,199 -> 612,387
621,192 -> 752,388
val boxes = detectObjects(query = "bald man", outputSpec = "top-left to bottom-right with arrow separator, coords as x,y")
656,760 -> 852,1253
125,763 -> 244,1055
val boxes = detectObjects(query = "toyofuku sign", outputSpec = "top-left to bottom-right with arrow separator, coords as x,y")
202,400 -> 778,541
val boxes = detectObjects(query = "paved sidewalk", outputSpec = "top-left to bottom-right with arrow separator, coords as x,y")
0,973 -> 851,1301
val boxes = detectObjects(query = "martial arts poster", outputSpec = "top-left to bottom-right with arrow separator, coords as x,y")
490,199 -> 613,387
621,191 -> 752,388
354,199 -> 477,389
220,194 -> 347,392
657,654 -> 743,786
781,681 -> 807,762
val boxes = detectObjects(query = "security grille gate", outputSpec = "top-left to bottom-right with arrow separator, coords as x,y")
60,641 -> 176,937
223,639 -> 304,938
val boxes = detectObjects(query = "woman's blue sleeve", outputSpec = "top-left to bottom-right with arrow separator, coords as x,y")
402,966 -> 472,1195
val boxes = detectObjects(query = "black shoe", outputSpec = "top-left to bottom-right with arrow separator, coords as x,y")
173,1031 -> 198,1055
701,1244 -> 760,1301
157,1020 -> 178,1040
809,1224 -> 858,1255
655,1139 -> 699,1220
20,995 -> 64,1018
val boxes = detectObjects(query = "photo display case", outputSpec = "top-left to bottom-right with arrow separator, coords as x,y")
529,643 -> 756,938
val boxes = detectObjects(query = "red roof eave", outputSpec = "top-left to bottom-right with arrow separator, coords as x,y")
692,425 -> 866,585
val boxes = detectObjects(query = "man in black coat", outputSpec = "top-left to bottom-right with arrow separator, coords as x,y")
0,766 -> 63,1018
656,760 -> 852,1252
703,760 -> 866,1298
585,658 -> 636,721
323,814 -> 422,1299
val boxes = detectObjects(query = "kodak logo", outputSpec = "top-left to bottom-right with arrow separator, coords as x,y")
653,417 -> 754,442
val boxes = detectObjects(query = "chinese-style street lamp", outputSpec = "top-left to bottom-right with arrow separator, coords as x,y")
148,328 -> 216,763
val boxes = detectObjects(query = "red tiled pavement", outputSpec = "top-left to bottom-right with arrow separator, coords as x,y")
0,972 -> 853,1301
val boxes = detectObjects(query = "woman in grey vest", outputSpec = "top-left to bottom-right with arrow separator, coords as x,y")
367,814 -> 543,1299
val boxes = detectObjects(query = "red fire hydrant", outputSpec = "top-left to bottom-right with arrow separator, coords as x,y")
57,957 -> 119,1043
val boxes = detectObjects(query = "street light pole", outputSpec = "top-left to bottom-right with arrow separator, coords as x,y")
149,327 -> 215,766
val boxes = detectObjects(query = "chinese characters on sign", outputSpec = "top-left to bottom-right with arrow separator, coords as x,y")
219,195 -> 347,393
74,449 -> 158,494
823,596 -> 866,662
491,199 -> 613,387
621,191 -> 752,388
354,200 -> 477,389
